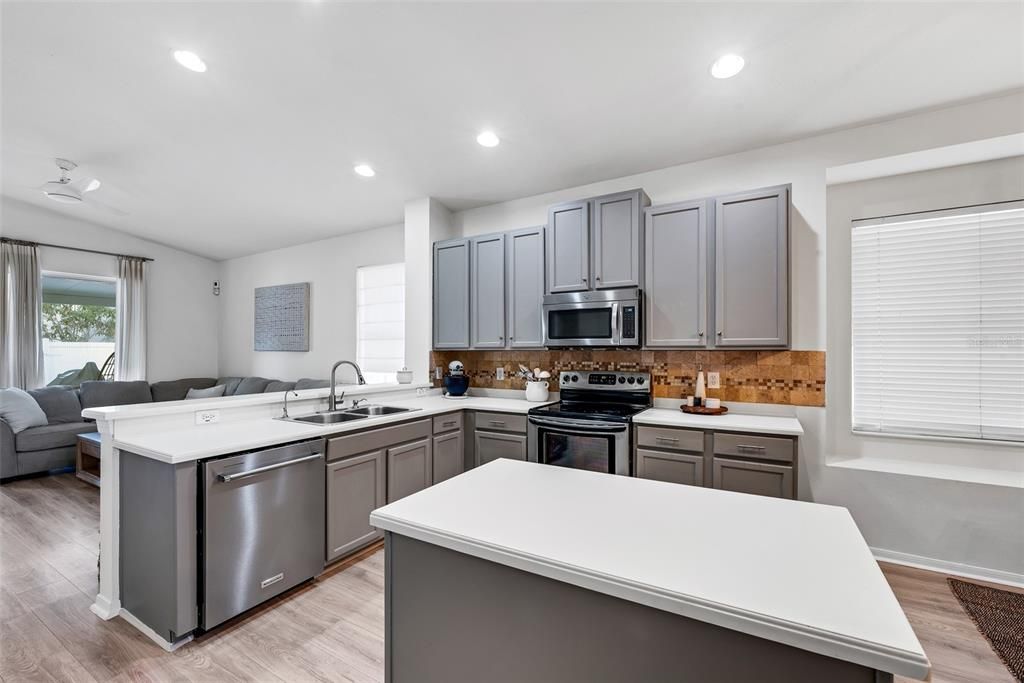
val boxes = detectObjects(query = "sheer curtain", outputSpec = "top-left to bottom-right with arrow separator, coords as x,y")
115,256 -> 147,381
0,241 -> 44,388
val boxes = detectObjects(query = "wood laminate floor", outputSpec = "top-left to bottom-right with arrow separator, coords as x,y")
0,473 -> 1016,682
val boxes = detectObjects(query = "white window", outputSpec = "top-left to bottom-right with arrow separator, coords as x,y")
356,263 -> 405,384
851,201 -> 1024,442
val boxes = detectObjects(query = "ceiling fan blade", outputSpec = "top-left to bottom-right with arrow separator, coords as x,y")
71,176 -> 102,193
83,194 -> 128,216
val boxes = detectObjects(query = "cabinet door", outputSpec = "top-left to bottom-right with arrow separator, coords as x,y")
593,190 -> 647,290
433,239 -> 471,349
546,201 -> 590,293
712,457 -> 794,499
636,448 -> 704,487
432,431 -> 464,484
387,438 -> 433,503
475,431 -> 527,466
644,200 -> 708,347
507,227 -> 545,348
714,186 -> 789,347
470,233 -> 506,348
326,450 -> 385,563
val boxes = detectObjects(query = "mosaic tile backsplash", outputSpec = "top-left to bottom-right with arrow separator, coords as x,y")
430,350 -> 826,407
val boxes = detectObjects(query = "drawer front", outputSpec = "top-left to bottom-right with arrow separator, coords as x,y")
474,411 -> 528,434
713,433 -> 794,463
636,425 -> 704,453
713,457 -> 794,499
636,448 -> 703,487
432,413 -> 463,434
327,419 -> 431,462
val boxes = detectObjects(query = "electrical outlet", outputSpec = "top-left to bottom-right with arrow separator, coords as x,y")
495,367 -> 505,381
195,409 -> 220,425
707,372 -> 721,389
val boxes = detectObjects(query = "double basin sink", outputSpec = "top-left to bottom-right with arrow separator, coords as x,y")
285,405 -> 415,425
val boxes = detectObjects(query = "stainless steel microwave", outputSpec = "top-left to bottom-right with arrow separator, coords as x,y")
542,288 -> 640,347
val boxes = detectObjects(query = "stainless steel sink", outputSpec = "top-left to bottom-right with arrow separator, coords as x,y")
288,412 -> 368,425
347,405 -> 414,416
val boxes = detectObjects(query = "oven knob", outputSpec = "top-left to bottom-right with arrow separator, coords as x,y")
618,376 -> 626,384
571,375 -> 579,382
637,377 -> 645,385
562,375 -> 570,383
627,377 -> 635,384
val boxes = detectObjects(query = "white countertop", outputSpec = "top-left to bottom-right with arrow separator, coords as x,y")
370,460 -> 929,680
111,394 -> 552,463
634,407 -> 804,436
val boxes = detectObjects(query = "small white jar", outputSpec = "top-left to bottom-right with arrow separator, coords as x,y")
525,380 -> 550,402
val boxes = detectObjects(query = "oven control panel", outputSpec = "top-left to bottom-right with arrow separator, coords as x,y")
559,371 -> 651,391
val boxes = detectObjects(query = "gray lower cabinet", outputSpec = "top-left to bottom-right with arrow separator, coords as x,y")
470,233 -> 506,348
644,199 -> 708,347
636,448 -> 703,486
506,226 -> 545,348
547,200 -> 590,293
475,431 -> 527,466
433,238 -> 470,349
712,457 -> 794,499
714,185 -> 790,347
432,430 -> 464,484
326,450 -> 385,563
387,437 -> 433,503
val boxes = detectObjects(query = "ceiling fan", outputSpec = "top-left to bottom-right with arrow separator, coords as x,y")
38,158 -> 127,215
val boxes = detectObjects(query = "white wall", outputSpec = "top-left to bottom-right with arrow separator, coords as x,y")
404,198 -> 453,384
437,91 -> 1024,579
1,197 -> 220,382
217,224 -> 404,382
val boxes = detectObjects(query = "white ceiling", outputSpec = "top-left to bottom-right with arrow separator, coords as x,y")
3,2 -> 1022,260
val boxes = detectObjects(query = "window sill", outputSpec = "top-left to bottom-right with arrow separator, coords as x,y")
828,455 -> 1024,489
851,429 -> 1023,449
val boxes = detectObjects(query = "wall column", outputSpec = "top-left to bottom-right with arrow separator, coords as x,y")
404,198 -> 453,383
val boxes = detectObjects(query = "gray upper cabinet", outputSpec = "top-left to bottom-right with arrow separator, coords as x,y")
644,200 -> 708,347
506,227 -> 545,348
714,186 -> 790,347
470,234 -> 506,348
593,190 -> 648,290
546,201 -> 590,293
433,238 -> 470,349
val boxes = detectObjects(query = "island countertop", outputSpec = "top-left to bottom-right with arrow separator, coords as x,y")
370,459 -> 930,680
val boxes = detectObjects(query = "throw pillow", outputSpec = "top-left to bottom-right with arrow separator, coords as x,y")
0,387 -> 50,433
185,384 -> 227,400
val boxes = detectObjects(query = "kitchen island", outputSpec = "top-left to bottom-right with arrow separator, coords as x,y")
370,459 -> 930,682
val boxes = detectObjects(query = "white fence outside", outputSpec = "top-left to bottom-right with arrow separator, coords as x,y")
43,339 -> 114,384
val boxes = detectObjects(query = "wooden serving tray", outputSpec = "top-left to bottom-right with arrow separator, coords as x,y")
681,405 -> 728,415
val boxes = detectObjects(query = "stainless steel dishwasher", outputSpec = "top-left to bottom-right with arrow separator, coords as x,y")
200,438 -> 325,630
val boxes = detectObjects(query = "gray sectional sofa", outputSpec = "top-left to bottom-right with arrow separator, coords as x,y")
1,376 -> 330,482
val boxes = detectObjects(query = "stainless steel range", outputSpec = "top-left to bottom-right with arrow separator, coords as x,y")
528,371 -> 651,476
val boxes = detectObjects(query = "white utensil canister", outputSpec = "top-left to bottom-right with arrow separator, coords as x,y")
525,380 -> 550,402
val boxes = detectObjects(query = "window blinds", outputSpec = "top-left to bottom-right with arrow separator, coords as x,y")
851,201 -> 1024,443
356,263 -> 405,384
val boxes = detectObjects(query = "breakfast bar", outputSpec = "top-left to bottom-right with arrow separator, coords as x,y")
370,459 -> 930,682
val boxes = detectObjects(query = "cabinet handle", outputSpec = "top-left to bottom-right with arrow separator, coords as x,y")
737,444 -> 766,453
442,421 -> 457,428
582,277 -> 588,284
717,331 -> 723,336
655,437 -> 679,444
698,331 -> 704,337
596,276 -> 601,281
489,420 -> 506,427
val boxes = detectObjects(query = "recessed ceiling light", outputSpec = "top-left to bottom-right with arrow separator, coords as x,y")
353,164 -> 375,177
710,54 -> 744,79
173,50 -> 207,73
476,131 -> 500,148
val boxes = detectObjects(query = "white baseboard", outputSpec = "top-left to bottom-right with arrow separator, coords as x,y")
872,547 -> 1024,588
118,609 -> 193,652
89,594 -> 120,620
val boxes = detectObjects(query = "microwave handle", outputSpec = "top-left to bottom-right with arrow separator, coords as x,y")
612,302 -> 620,344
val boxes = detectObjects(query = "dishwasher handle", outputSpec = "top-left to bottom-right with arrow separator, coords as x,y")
217,452 -> 323,483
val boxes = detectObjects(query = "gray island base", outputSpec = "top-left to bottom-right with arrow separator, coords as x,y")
384,532 -> 892,683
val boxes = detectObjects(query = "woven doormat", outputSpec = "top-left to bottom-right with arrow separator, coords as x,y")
948,578 -> 1024,682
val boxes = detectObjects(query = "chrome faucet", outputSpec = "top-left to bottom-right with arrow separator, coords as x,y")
329,360 -> 366,411
280,390 -> 299,419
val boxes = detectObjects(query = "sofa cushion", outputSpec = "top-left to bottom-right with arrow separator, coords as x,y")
294,378 -> 330,390
0,388 -> 49,433
15,422 -> 96,452
186,384 -> 227,399
79,381 -> 153,410
27,387 -> 83,424
264,381 -> 296,393
233,377 -> 272,395
150,378 -> 217,402
216,377 -> 243,396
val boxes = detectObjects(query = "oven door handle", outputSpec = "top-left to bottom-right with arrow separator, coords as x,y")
529,417 -> 627,433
